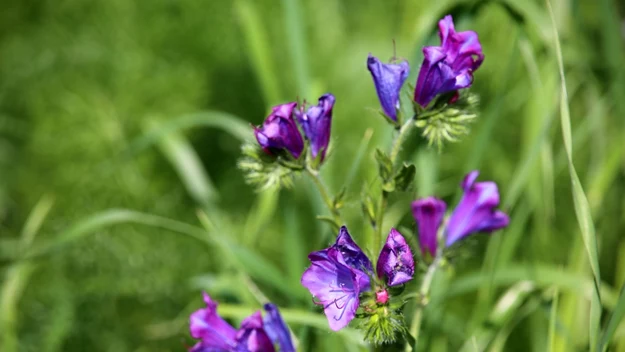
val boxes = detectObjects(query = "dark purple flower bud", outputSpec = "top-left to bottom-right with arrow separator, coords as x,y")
445,171 -> 509,246
254,102 -> 304,159
295,94 -> 335,161
376,228 -> 415,286
367,54 -> 410,121
189,292 -> 238,351
235,311 -> 276,352
333,226 -> 374,273
411,197 -> 447,257
414,15 -> 484,107
262,303 -> 295,352
301,248 -> 370,331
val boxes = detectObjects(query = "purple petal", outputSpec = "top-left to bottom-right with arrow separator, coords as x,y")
189,293 -> 238,351
411,197 -> 447,257
333,226 -> 374,274
295,93 -> 335,161
263,303 -> 295,352
367,54 -> 410,121
254,102 -> 304,158
301,248 -> 369,331
446,171 -> 509,246
413,15 -> 484,107
376,228 -> 415,286
236,311 -> 275,352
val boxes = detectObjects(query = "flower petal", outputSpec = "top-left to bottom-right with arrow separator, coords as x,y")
236,311 -> 275,352
189,292 -> 238,350
367,54 -> 410,121
446,171 -> 509,246
376,228 -> 415,286
263,303 -> 295,352
254,102 -> 304,158
411,197 -> 447,257
295,93 -> 335,161
301,248 -> 369,331
333,226 -> 374,274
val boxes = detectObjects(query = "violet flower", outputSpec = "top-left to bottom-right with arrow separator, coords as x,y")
411,171 -> 509,257
295,94 -> 335,162
254,102 -> 304,159
414,15 -> 484,107
301,248 -> 370,331
376,228 -> 415,286
367,54 -> 410,121
301,226 -> 415,330
189,292 -> 295,352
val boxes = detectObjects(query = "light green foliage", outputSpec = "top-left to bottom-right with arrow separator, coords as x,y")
0,0 -> 624,351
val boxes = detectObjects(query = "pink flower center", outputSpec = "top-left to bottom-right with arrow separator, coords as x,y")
375,289 -> 389,304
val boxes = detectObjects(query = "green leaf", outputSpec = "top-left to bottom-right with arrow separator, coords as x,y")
375,148 -> 393,182
394,163 -> 416,192
333,187 -> 347,210
599,284 -> 625,351
547,2 -> 602,350
361,189 -> 377,227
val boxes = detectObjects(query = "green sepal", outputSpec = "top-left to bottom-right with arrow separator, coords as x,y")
393,163 -> 416,192
375,148 -> 393,182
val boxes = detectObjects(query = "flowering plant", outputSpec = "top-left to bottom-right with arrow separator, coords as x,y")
192,14 -> 511,351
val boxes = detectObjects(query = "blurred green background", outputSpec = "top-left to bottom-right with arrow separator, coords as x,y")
1,0 -> 625,351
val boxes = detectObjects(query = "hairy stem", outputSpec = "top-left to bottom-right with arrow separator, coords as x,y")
306,167 -> 343,227
374,118 -> 415,252
405,250 -> 442,352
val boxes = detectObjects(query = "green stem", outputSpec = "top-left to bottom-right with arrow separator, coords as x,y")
405,251 -> 442,352
306,167 -> 343,226
374,118 -> 415,252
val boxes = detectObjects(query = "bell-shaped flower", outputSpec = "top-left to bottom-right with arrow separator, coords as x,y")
189,292 -> 238,351
411,197 -> 447,256
445,171 -> 509,245
262,303 -> 295,352
235,312 -> 275,352
376,228 -> 415,286
189,293 -> 295,352
295,94 -> 335,162
301,248 -> 370,331
411,171 -> 509,257
414,15 -> 484,107
254,102 -> 304,159
367,54 -> 410,121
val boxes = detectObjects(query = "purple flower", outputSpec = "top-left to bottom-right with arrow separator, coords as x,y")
367,54 -> 410,121
301,248 -> 370,331
263,303 -> 295,352
445,171 -> 509,246
235,312 -> 275,352
295,94 -> 335,161
254,102 -> 304,159
414,15 -> 484,107
189,292 -> 238,351
332,226 -> 374,273
411,171 -> 509,257
411,197 -> 447,257
189,293 -> 295,352
376,228 -> 415,286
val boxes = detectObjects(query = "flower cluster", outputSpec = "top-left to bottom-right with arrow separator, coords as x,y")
301,227 -> 414,342
412,171 -> 509,257
254,94 -> 335,163
368,15 -> 483,146
189,293 -> 295,352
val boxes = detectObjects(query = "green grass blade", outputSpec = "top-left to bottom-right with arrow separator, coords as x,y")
599,285 -> 625,351
153,127 -> 218,205
546,1 -> 602,350
548,289 -> 560,352
282,0 -> 309,97
1,196 -> 54,352
24,209 -> 211,259
127,111 -> 253,156
235,0 -> 282,103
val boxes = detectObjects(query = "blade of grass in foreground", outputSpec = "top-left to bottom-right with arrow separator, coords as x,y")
546,1 -> 602,351
599,285 -> 625,351
1,196 -> 54,352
